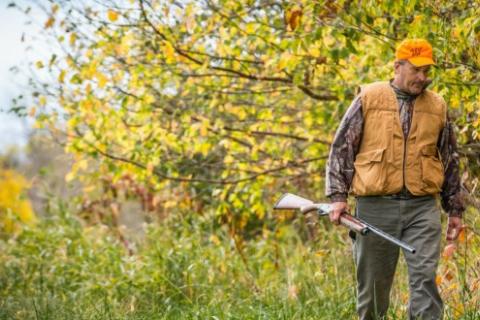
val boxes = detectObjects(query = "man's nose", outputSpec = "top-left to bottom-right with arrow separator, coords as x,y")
418,72 -> 427,81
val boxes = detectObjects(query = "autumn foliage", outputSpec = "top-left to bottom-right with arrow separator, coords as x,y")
3,0 -> 480,318
13,1 -> 476,225
0,169 -> 36,235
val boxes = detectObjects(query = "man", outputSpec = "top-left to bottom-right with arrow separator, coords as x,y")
325,39 -> 465,320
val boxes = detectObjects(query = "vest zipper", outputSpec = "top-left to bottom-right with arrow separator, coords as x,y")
402,99 -> 414,193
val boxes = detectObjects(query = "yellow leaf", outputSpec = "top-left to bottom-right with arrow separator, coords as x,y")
0,169 -> 36,235
44,16 -> 55,28
163,41 -> 175,61
66,56 -> 75,67
185,14 -> 196,34
29,107 -> 36,117
199,142 -> 211,156
164,200 -> 176,208
117,32 -> 134,56
442,243 -> 456,259
277,52 -> 293,71
245,22 -> 256,33
65,171 -> 76,182
315,249 -> 328,257
83,184 -> 96,193
230,106 -> 247,120
144,94 -> 155,104
285,6 -> 302,31
69,32 -> 77,46
209,234 -> 220,245
107,9 -> 119,22
85,49 -> 93,59
77,159 -> 88,170
33,120 -> 43,129
39,96 -> 46,106
224,154 -> 234,164
324,35 -> 335,47
412,15 -> 423,24
444,270 -> 454,281
452,27 -> 460,38
457,227 -> 466,243
97,72 -> 107,88
58,69 -> 66,83
200,119 -> 209,136
309,46 -> 320,57
146,162 -> 154,174
36,61 -> 44,69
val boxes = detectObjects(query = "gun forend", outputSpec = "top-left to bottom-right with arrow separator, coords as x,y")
339,214 -> 369,235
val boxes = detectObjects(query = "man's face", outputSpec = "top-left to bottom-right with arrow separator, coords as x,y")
393,61 -> 432,95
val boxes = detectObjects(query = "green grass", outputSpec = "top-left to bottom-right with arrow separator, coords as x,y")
0,203 -> 479,319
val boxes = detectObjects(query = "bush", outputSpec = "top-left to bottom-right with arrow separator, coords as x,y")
0,169 -> 36,236
0,201 -> 478,319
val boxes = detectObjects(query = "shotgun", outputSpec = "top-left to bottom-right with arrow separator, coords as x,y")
274,193 -> 416,254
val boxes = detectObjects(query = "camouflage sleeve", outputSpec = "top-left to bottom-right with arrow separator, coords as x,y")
438,115 -> 465,217
325,96 -> 363,202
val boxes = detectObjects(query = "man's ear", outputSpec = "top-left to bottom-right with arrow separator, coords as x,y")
393,61 -> 401,74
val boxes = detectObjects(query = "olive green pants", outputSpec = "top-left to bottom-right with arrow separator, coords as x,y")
353,195 -> 443,320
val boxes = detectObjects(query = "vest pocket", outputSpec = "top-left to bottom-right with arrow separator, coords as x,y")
420,145 -> 444,192
353,148 -> 387,194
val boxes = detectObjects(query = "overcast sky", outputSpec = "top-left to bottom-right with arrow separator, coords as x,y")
0,1 -> 44,152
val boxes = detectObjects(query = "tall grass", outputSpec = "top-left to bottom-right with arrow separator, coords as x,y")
0,202 -> 478,319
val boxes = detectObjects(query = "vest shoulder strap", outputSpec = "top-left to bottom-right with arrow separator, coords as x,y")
359,81 -> 397,113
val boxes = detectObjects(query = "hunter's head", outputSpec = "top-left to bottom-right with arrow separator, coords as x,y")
393,39 -> 434,95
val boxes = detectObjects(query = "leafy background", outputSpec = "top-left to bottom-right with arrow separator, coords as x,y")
1,0 -> 479,318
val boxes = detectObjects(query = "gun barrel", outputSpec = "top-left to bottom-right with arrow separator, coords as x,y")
358,218 -> 416,254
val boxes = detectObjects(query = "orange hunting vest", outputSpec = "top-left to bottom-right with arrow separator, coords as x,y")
351,81 -> 447,196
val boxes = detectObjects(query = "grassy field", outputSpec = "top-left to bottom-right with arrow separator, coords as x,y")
1,202 -> 479,319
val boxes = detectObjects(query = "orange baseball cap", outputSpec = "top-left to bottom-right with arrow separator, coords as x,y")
395,39 -> 435,67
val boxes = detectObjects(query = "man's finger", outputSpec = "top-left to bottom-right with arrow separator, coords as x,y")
446,226 -> 459,241
329,211 -> 341,225
446,217 -> 462,241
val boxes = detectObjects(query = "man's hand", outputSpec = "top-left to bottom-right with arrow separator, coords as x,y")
329,202 -> 349,225
446,216 -> 462,241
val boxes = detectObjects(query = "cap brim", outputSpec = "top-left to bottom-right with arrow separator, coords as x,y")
408,56 -> 435,67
